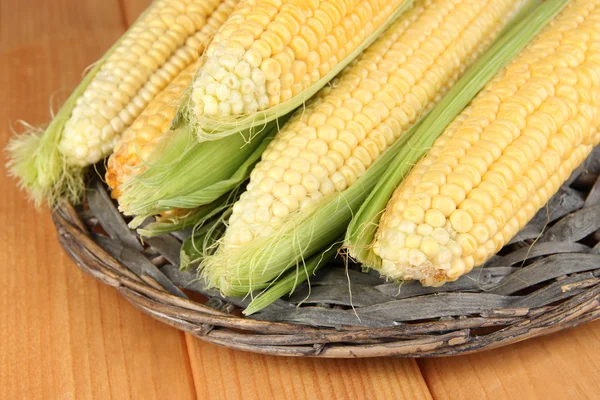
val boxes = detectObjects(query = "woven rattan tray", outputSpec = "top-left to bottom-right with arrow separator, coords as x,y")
52,147 -> 600,357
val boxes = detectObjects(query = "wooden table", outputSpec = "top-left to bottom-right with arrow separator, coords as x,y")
1,0 -> 599,398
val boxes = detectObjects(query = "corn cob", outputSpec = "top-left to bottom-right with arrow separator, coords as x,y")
372,0 -> 600,286
202,0 -> 535,295
106,62 -> 198,199
107,0 -> 239,199
7,0 -> 230,206
223,0 -> 528,248
116,0 -> 415,219
181,0 -> 414,140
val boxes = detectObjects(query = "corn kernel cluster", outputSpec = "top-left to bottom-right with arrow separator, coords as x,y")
106,0 -> 238,196
106,63 -> 197,198
374,0 -> 600,286
190,0 -> 407,119
223,0 -> 524,248
59,0 -> 225,167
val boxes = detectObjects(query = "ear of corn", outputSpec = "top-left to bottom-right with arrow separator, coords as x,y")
200,0 -> 544,296
7,0 -> 232,206
179,0 -> 415,142
105,62 -> 199,199
107,0 -> 237,199
367,0 -> 600,286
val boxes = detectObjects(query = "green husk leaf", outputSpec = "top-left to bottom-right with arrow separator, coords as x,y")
200,0 -> 567,296
137,168 -> 250,237
185,0 -> 415,142
5,6 -> 153,207
243,243 -> 340,316
181,233 -> 208,271
157,117 -> 287,210
344,0 -> 570,269
118,116 -> 289,226
497,0 -> 542,36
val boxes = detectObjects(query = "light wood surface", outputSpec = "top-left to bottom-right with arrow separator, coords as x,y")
0,1 -> 598,399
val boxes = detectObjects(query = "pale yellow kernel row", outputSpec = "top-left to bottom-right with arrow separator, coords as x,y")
190,0 -> 408,120
58,0 -> 225,167
106,0 -> 239,197
223,0 -> 528,248
374,0 -> 600,286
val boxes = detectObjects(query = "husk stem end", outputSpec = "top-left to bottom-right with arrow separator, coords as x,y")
5,125 -> 85,208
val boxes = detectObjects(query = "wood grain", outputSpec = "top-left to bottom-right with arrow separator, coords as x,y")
418,320 -> 600,400
186,335 -> 432,400
0,1 -> 195,399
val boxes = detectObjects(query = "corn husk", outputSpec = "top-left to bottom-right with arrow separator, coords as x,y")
200,0 -> 567,297
118,114 -> 291,228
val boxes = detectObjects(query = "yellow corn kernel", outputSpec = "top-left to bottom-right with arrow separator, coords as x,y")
223,0 -> 529,248
106,63 -> 198,199
59,0 -> 231,167
190,0 -> 410,120
374,0 -> 600,285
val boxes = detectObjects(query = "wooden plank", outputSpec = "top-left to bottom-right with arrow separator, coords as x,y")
0,0 -> 124,52
0,0 -> 196,398
186,335 -> 432,400
419,320 -> 600,399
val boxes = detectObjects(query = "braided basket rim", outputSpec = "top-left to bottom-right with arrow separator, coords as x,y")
51,176 -> 600,357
